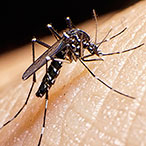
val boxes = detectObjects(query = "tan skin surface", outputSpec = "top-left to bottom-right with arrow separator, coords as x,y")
0,1 -> 146,146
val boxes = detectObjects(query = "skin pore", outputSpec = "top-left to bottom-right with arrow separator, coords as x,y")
0,1 -> 145,146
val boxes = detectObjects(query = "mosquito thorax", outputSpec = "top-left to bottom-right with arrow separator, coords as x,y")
66,28 -> 90,41
63,28 -> 91,54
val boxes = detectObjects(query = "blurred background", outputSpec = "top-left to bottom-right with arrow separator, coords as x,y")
0,0 -> 139,54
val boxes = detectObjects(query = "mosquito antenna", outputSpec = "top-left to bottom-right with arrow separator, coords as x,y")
93,9 -> 98,44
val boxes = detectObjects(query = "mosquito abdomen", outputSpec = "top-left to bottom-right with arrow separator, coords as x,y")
36,51 -> 65,97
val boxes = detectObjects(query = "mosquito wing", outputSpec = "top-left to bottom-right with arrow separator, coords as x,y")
22,39 -> 66,80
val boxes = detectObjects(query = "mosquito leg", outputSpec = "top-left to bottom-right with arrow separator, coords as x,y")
79,58 -> 135,99
0,82 -> 35,129
100,43 -> 144,56
53,58 -> 71,63
66,17 -> 75,29
0,39 -> 37,129
32,39 -> 36,82
82,58 -> 104,62
79,33 -> 84,58
47,24 -> 62,40
37,90 -> 48,146
37,59 -> 49,146
37,88 -> 49,146
32,38 -> 51,49
68,46 -> 135,99
69,42 -> 135,99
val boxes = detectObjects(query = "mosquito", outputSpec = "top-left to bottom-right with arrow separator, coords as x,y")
0,10 -> 144,146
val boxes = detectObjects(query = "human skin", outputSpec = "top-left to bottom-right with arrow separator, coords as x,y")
0,1 -> 145,146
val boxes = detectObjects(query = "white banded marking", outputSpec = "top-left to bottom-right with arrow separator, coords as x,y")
41,127 -> 45,134
45,99 -> 48,109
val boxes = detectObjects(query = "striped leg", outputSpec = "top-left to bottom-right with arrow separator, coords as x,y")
37,90 -> 48,146
79,58 -> 135,99
66,17 -> 74,30
68,45 -> 136,99
0,39 -> 36,129
37,59 -> 49,146
47,24 -> 61,40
